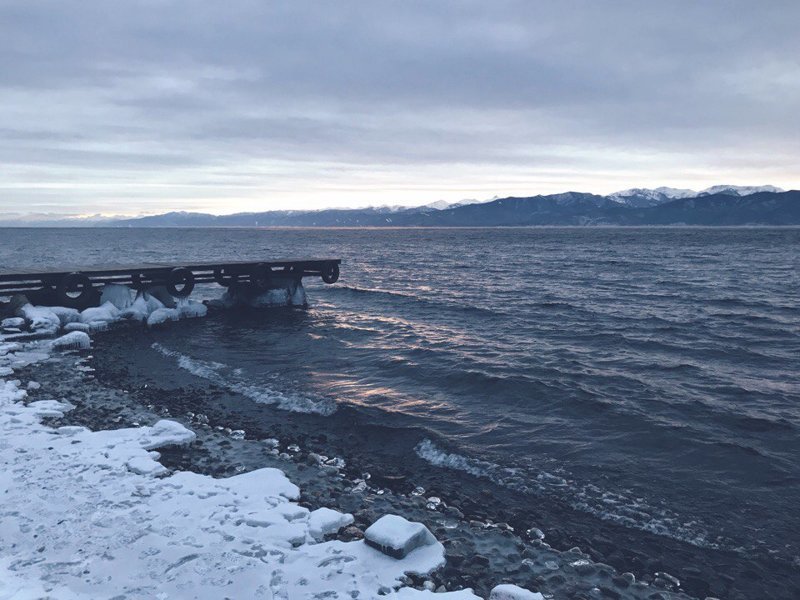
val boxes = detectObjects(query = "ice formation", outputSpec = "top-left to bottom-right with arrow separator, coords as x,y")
51,331 -> 91,350
4,285 -> 211,339
99,283 -> 133,309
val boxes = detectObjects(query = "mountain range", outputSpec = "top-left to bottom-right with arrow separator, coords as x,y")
3,185 -> 798,227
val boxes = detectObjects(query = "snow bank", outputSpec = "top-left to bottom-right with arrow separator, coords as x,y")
0,341 -> 452,599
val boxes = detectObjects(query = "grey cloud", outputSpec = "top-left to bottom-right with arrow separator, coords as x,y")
1,1 -> 799,215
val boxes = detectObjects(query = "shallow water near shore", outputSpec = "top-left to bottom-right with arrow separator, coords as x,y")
2,226 -> 800,598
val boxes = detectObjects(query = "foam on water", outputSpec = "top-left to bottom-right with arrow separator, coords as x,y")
152,342 -> 336,416
415,439 -> 722,551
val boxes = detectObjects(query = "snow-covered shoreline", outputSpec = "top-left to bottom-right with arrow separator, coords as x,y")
1,293 -> 544,600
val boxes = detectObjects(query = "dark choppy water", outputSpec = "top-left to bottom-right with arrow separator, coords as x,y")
3,227 -> 799,582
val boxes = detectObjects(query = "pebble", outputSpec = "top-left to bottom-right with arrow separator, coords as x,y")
526,527 -> 545,540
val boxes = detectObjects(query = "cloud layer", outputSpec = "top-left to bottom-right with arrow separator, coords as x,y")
1,1 -> 799,216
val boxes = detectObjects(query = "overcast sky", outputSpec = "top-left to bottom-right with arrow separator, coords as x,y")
1,1 -> 799,217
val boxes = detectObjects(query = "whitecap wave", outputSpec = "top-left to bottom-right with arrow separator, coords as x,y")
152,343 -> 336,416
415,439 -> 723,550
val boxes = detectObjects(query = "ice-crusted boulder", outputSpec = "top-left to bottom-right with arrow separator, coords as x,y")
364,514 -> 438,559
49,306 -> 80,326
1,317 -> 25,329
80,301 -> 120,324
391,590 -> 481,600
489,584 -> 544,600
64,322 -> 91,332
120,294 -> 165,321
177,299 -> 208,319
218,279 -> 308,308
100,284 -> 133,309
51,331 -> 91,351
146,307 -> 181,327
307,507 -> 354,541
138,419 -> 197,450
18,304 -> 60,333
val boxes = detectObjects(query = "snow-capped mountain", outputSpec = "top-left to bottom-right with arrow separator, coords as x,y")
697,185 -> 784,197
608,185 -> 784,207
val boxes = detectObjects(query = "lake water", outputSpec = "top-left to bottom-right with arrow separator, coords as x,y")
2,226 -> 799,597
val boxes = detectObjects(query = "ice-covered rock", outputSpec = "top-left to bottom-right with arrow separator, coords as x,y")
51,331 -> 91,350
177,299 -> 208,319
120,294 -> 165,321
64,322 -> 91,332
138,419 -> 196,450
221,279 -> 308,308
87,320 -> 110,333
364,514 -> 438,559
19,304 -> 60,333
308,507 -> 355,540
1,317 -> 25,329
146,307 -> 181,327
489,584 -> 545,600
49,306 -> 80,326
80,301 -> 120,324
391,590 -> 481,600
100,284 -> 133,309
145,285 -> 177,308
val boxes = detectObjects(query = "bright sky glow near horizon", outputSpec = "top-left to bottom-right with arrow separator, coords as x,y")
1,1 -> 799,219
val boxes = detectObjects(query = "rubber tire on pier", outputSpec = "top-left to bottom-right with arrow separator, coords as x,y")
321,263 -> 340,284
251,262 -> 273,290
213,266 -> 239,287
56,272 -> 93,306
166,267 -> 195,298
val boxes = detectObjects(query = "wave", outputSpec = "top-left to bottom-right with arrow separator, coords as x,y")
321,284 -> 504,317
151,343 -> 336,416
415,439 -> 724,550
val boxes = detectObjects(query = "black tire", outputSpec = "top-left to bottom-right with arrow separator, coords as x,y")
213,267 -> 239,287
321,263 -> 340,284
166,267 -> 195,298
56,272 -> 93,306
251,263 -> 273,289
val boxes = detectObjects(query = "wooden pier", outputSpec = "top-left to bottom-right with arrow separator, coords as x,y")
0,258 -> 340,308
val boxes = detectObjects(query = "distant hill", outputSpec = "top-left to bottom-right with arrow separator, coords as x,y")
106,189 -> 800,227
